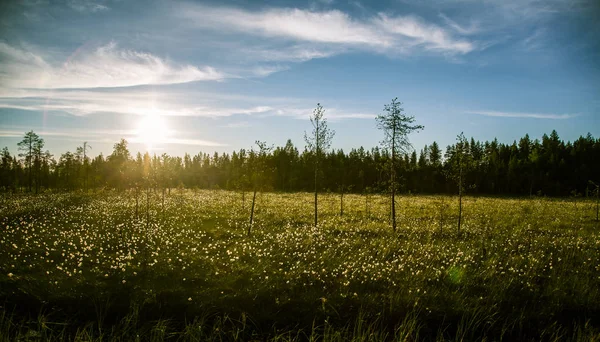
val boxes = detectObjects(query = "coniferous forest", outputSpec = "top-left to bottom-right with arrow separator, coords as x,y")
2,129 -> 599,197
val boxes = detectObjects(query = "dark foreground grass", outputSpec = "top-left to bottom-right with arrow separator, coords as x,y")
1,190 -> 599,341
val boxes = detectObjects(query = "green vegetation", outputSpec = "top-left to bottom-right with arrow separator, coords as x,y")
1,129 -> 599,197
1,190 -> 600,341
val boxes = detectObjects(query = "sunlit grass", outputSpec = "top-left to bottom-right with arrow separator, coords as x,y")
1,190 -> 599,340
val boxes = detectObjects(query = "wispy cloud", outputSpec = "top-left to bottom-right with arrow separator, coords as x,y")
374,14 -> 474,54
177,5 -> 476,56
250,65 -> 290,77
466,110 -> 577,120
522,28 -> 546,50
220,121 -> 253,129
162,138 -> 227,147
403,0 -> 584,21
0,128 -> 227,147
242,44 -> 342,63
0,41 -> 224,89
67,0 -> 109,13
0,88 -> 374,121
438,13 -> 480,35
180,6 -> 388,46
265,106 -> 375,121
0,128 -> 134,141
0,91 -> 275,117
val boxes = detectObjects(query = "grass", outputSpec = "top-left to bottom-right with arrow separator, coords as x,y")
1,189 -> 599,341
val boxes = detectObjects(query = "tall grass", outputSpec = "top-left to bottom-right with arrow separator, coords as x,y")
1,190 -> 599,340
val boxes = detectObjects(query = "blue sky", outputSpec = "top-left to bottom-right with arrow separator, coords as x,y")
0,0 -> 599,157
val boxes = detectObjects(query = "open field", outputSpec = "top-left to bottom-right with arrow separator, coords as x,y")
1,190 -> 600,341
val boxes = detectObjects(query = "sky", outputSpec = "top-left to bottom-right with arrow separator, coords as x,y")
0,0 -> 599,158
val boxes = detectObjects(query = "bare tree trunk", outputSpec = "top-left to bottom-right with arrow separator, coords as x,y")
135,187 -> 139,219
314,162 -> 318,227
314,119 -> 319,228
146,186 -> 150,231
458,164 -> 462,235
35,166 -> 39,194
596,187 -> 600,222
314,184 -> 318,227
440,203 -> 443,234
391,122 -> 397,231
391,186 -> 396,231
28,141 -> 32,192
249,189 -> 257,236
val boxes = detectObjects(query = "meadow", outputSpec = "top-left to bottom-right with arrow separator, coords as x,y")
1,189 -> 599,341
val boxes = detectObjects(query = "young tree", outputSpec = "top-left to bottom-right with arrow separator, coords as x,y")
446,132 -> 473,234
376,98 -> 423,231
159,153 -> 171,214
17,131 -> 43,192
108,139 -> 130,190
40,150 -> 53,191
59,152 -> 75,190
304,103 -> 335,227
248,140 -> 273,235
77,142 -> 92,192
1,147 -> 12,191
32,137 -> 45,193
337,149 -> 348,216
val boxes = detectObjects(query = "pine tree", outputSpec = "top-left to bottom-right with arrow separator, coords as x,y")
17,131 -> 43,192
376,98 -> 423,231
304,103 -> 335,227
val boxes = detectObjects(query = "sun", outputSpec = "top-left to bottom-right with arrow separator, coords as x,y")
135,114 -> 170,150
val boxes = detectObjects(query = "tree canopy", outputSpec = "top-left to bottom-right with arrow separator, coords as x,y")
0,130 -> 598,197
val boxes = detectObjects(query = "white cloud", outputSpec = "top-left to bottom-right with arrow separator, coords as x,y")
178,5 -> 476,56
220,121 -> 253,128
67,0 -> 109,13
466,110 -> 577,120
0,41 -> 224,89
0,128 -> 227,147
0,87 -> 376,124
251,65 -> 290,77
0,128 -> 132,141
266,106 -> 375,120
0,88 -> 278,118
163,138 -> 228,147
2,4 -> 482,90
374,14 -> 474,54
180,7 -> 390,47
522,28 -> 546,50
402,0 -> 582,20
438,13 -> 480,35
243,44 -> 342,63
327,112 -> 376,120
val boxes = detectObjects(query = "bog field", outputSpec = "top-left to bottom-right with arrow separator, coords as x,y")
1,190 -> 599,341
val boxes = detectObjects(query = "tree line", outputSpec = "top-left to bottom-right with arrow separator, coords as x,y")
1,108 -> 599,199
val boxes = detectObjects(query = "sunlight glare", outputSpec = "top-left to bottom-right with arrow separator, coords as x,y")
135,114 -> 171,150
